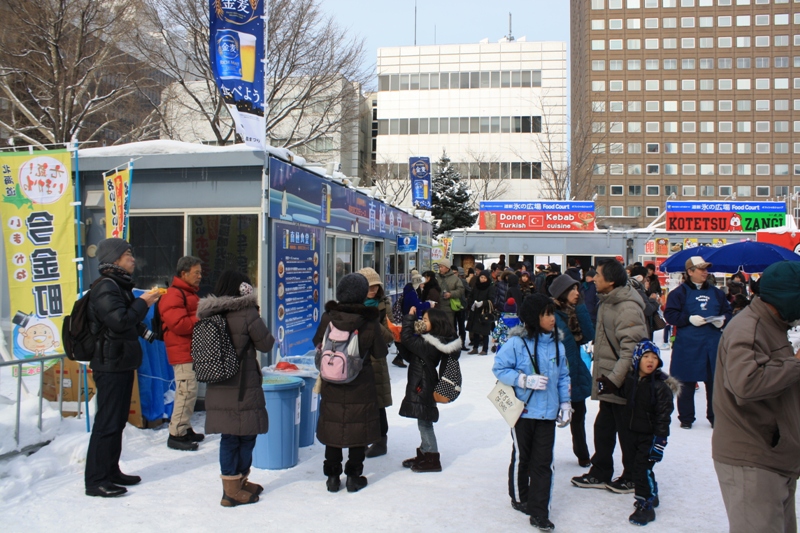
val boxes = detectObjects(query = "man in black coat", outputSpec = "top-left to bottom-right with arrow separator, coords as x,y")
84,238 -> 160,498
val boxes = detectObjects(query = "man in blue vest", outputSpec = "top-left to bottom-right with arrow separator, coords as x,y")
664,256 -> 732,429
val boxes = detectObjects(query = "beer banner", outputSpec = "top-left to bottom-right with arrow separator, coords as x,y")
209,0 -> 267,150
1,150 -> 77,371
103,163 -> 131,239
409,157 -> 431,208
431,237 -> 452,264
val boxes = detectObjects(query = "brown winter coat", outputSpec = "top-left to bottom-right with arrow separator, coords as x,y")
591,284 -> 648,405
313,301 -> 387,447
371,295 -> 394,408
712,297 -> 800,478
198,292 -> 275,436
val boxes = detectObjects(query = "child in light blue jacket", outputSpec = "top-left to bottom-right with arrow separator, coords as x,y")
492,294 -> 571,532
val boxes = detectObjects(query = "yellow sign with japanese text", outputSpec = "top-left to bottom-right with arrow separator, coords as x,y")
1,150 -> 77,371
103,165 -> 130,239
431,237 -> 453,263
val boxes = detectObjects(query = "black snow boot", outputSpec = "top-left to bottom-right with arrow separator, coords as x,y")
629,497 -> 656,526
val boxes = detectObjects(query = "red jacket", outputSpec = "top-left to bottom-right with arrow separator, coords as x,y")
158,277 -> 199,365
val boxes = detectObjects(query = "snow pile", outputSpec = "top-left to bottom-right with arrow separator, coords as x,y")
0,342 -> 795,531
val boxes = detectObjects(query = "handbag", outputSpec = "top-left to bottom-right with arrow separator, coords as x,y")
487,338 -> 538,427
651,309 -> 667,331
449,298 -> 463,312
433,355 -> 462,403
386,319 -> 402,343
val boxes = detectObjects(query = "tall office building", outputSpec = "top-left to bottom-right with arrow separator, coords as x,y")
572,0 -> 800,227
373,40 -> 567,207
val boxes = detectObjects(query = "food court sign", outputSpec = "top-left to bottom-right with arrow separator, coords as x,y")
666,201 -> 785,232
479,201 -> 596,231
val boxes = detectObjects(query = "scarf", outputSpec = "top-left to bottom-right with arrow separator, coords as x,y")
99,263 -> 134,286
364,297 -> 380,307
554,299 -> 583,344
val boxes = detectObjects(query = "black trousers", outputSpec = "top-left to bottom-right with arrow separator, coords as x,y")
570,399 -> 590,462
324,445 -> 366,477
378,407 -> 388,437
588,401 -> 635,483
85,370 -> 135,489
455,310 -> 467,342
471,333 -> 489,351
508,418 -> 557,519
677,379 -> 714,426
631,432 -> 658,500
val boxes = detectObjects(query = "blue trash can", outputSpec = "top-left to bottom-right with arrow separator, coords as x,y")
277,355 -> 320,447
253,376 -> 303,470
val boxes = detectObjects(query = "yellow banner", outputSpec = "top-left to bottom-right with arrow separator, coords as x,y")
1,150 -> 77,369
431,237 -> 453,264
104,166 -> 130,239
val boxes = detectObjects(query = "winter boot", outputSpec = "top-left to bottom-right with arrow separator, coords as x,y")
220,474 -> 258,507
402,447 -> 424,468
629,497 -> 656,526
530,515 -> 555,531
365,436 -> 388,458
240,469 -> 263,496
391,355 -> 407,368
468,347 -> 479,355
411,452 -> 442,473
345,475 -> 368,492
186,428 -> 205,442
168,433 -> 198,451
326,476 -> 341,493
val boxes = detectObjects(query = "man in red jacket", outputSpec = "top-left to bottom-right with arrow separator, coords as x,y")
159,256 -> 203,451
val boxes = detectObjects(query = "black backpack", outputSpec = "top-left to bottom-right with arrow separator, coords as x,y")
151,286 -> 185,341
61,278 -> 115,362
391,293 -> 404,323
191,313 -> 251,400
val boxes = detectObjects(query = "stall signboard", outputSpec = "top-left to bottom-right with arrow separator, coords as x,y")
665,201 -> 785,232
479,201 -> 596,231
0,150 -> 77,373
431,237 -> 452,263
273,221 -> 322,358
397,234 -> 418,253
269,157 -> 432,241
209,0 -> 266,150
409,156 -> 431,209
103,163 -> 131,239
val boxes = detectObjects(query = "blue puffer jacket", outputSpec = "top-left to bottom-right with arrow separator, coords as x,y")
554,303 -> 595,402
492,327 -> 571,420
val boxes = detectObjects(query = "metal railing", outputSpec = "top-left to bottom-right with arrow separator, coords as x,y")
0,354 -> 82,448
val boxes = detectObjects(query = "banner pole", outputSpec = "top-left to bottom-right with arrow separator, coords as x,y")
71,140 -> 91,432
124,159 -> 133,240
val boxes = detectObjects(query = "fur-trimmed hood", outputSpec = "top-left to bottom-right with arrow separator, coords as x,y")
419,334 -> 462,354
196,292 -> 258,318
661,374 -> 681,397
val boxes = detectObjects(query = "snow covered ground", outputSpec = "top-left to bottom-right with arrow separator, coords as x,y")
0,343 -> 795,532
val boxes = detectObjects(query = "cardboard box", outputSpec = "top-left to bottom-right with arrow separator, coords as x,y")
42,359 -> 96,405
127,371 -> 165,429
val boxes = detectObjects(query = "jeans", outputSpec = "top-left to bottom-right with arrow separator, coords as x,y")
418,419 -> 438,453
85,370 -> 135,489
219,434 -> 257,476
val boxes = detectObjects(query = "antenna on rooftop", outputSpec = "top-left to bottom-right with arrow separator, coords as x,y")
507,12 -> 515,41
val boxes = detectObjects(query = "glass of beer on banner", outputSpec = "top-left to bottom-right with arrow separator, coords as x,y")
238,32 -> 256,83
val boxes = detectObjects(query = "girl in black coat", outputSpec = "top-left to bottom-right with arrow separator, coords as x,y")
399,307 -> 462,473
467,273 -> 496,354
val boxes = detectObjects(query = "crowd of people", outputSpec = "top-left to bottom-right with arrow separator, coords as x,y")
81,238 -> 800,532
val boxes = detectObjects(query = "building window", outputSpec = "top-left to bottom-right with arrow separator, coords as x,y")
646,164 -> 660,175
610,206 -> 624,217
629,185 -> 642,196
756,186 -> 770,197
628,206 -> 642,217
646,206 -> 660,217
682,185 -> 697,196
646,185 -> 660,196
611,185 -> 624,196
665,185 -> 678,196
719,186 -> 733,196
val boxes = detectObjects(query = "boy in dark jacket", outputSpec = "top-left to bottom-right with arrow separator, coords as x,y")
616,340 -> 679,526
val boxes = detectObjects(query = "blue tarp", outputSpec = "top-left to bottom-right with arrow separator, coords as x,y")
134,289 -> 175,422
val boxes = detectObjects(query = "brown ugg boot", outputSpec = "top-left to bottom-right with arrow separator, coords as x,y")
220,474 -> 259,507
240,469 -> 264,496
411,452 -> 442,473
402,447 -> 424,468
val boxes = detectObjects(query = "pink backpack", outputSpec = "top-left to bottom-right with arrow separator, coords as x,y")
316,323 -> 363,384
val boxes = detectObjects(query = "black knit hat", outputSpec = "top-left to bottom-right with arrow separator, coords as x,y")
759,261 -> 800,323
336,273 -> 369,304
519,293 -> 554,328
96,238 -> 132,264
548,274 -> 579,300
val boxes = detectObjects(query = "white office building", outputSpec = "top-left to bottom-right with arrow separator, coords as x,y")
373,39 -> 568,207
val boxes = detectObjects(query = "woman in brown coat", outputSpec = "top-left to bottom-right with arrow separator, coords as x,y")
198,271 -> 275,507
357,267 -> 394,458
313,273 -> 387,493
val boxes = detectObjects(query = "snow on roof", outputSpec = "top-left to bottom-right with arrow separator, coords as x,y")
78,139 -> 307,167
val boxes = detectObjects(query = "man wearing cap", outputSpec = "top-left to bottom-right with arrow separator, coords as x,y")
85,238 -> 161,498
664,256 -> 732,429
713,261 -> 800,533
435,258 -> 465,332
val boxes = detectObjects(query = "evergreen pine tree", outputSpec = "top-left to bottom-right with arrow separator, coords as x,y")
431,150 -> 477,236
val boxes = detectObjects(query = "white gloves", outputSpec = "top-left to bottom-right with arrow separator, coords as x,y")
709,317 -> 725,328
471,300 -> 484,311
518,373 -> 549,390
689,315 -> 706,327
556,402 -> 573,428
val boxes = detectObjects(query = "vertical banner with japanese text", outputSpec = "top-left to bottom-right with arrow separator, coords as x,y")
209,0 -> 267,150
409,157 -> 431,209
1,150 -> 77,371
103,164 -> 131,239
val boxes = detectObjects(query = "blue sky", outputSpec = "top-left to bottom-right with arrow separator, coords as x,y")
319,0 -> 571,75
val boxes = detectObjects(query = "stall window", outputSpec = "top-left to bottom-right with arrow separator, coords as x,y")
384,241 -> 397,294
129,215 -> 184,289
188,214 -> 259,295
361,240 -> 382,275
